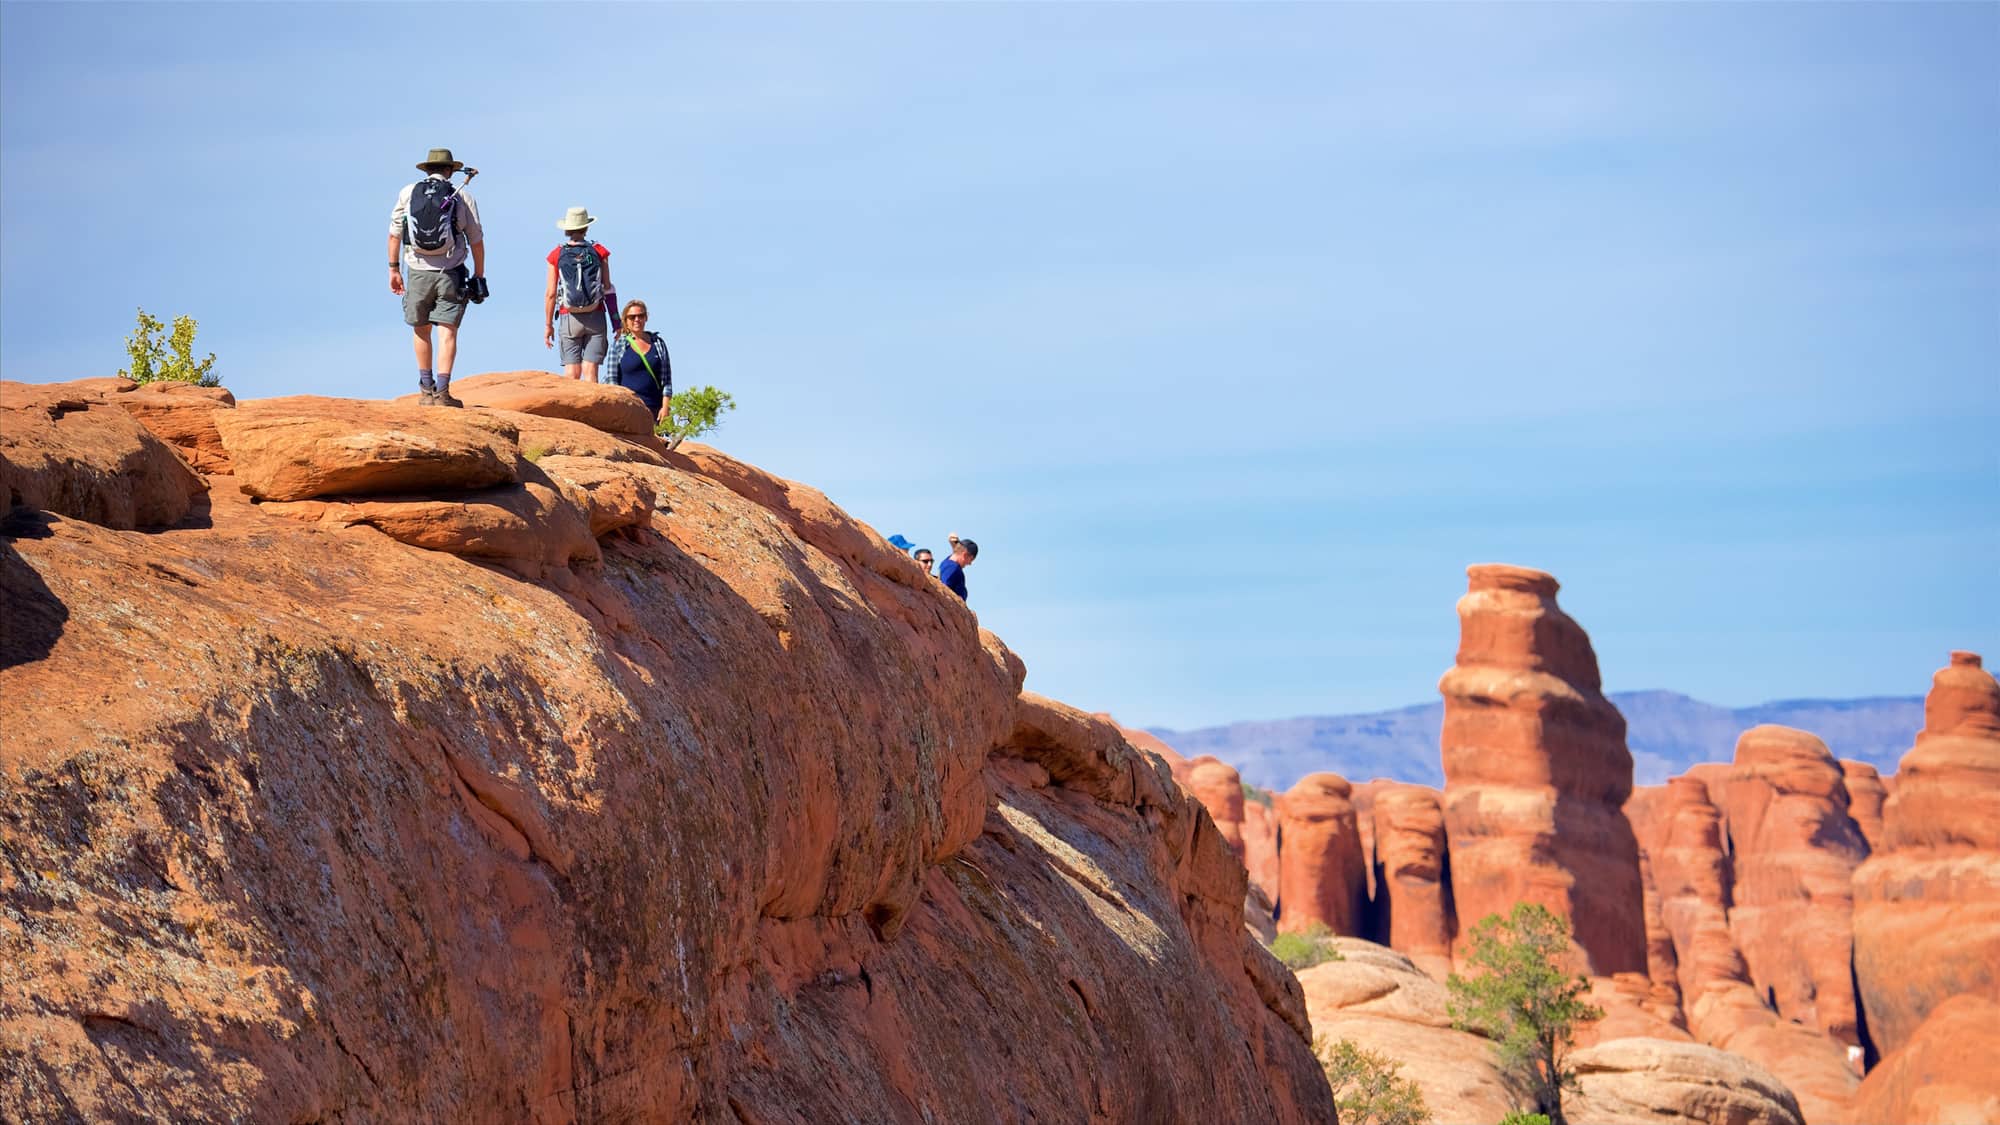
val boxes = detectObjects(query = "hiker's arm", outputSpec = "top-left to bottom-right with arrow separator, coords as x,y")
599,258 -> 617,333
543,262 -> 559,348
387,191 -> 407,294
457,190 -> 486,277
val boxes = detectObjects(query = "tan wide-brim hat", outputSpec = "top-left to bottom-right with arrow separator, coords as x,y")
558,206 -> 598,231
416,147 -> 465,172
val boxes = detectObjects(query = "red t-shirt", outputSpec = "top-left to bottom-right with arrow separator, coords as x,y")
547,242 -> 610,314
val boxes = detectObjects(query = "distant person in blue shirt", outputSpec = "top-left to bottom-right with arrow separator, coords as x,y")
938,538 -> 978,601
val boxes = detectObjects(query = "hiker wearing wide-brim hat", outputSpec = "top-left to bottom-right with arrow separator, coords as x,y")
388,147 -> 487,406
544,206 -> 620,382
416,147 -> 465,173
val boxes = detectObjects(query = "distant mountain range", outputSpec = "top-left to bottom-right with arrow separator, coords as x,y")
1149,691 -> 1925,792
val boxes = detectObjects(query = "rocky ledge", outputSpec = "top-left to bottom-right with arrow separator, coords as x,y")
0,374 -> 1332,1122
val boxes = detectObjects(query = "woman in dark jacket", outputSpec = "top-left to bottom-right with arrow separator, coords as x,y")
602,299 -> 671,421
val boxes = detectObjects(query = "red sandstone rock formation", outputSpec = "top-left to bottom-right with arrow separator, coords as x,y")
1295,938 -> 1517,1123
1709,725 -> 1868,1049
1852,650 -> 2000,1060
0,378 -> 1333,1122
1850,994 -> 2000,1125
450,369 -> 657,437
1648,775 -> 1857,1123
1438,563 -> 1646,976
1567,1038 -> 1804,1125
1367,783 -> 1455,979
1623,783 -> 1670,849
1276,772 -> 1368,935
1352,778 -> 1382,899
110,380 -> 238,475
1838,761 -> 1887,852
1,379 -> 208,529
214,396 -> 526,501
1243,795 -> 1280,904
1188,756 -> 1249,855
1114,722 -> 1190,780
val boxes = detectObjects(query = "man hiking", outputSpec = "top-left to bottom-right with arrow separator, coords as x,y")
938,538 -> 978,602
388,148 -> 487,406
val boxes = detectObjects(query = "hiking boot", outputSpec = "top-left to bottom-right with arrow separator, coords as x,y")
435,387 -> 464,408
417,388 -> 441,406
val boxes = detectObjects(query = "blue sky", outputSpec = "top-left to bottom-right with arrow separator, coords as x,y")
3,2 -> 1994,729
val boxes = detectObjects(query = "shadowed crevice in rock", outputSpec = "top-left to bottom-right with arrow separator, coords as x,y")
0,517 -> 65,669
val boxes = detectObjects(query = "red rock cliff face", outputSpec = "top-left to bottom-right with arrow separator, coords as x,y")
1709,725 -> 1869,1049
1851,651 -> 2000,1061
1438,564 -> 1646,975
0,378 -> 1333,1123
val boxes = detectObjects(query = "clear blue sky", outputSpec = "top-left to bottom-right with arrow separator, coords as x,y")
3,3 -> 1994,729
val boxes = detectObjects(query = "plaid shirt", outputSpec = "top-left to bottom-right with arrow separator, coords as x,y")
602,330 -> 671,396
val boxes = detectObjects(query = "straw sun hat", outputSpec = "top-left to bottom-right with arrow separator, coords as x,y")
557,206 -> 598,231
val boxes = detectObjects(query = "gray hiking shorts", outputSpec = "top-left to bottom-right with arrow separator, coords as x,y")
402,268 -> 466,328
558,311 -> 608,364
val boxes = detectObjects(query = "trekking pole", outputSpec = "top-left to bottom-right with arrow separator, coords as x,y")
453,168 -> 487,302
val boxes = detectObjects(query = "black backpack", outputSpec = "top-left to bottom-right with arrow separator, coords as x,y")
406,179 -> 459,255
557,242 -> 605,311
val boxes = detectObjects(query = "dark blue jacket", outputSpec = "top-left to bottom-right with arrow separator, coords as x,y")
939,559 -> 967,601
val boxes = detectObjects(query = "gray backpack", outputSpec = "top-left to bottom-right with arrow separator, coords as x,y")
557,243 -> 604,311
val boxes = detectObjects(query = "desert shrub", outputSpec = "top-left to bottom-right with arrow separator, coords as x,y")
1498,1113 -> 1551,1125
1269,923 -> 1343,970
120,308 -> 218,387
1241,781 -> 1274,807
522,442 -> 551,463
656,385 -> 735,450
1315,1036 -> 1432,1125
1447,903 -> 1602,1125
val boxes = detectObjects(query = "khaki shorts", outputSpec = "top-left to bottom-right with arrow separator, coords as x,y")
559,311 -> 608,364
402,268 -> 466,328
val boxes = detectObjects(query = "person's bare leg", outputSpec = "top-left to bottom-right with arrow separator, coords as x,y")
581,361 -> 599,382
563,363 -> 582,379
435,324 -> 459,376
412,324 -> 434,370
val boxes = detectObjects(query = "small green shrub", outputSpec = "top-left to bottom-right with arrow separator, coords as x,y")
120,308 -> 218,387
1241,781 -> 1274,808
1498,1113 -> 1551,1125
1316,1036 -> 1433,1125
1269,923 -> 1344,971
1448,903 -> 1602,1125
656,385 -> 735,450
522,442 -> 551,464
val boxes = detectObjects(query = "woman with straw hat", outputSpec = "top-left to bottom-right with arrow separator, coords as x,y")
542,206 -> 619,380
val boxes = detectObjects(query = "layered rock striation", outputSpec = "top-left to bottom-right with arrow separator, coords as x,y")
1438,563 -> 1646,976
0,377 -> 1333,1122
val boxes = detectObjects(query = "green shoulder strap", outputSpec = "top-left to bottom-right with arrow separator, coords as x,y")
629,333 -> 664,394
